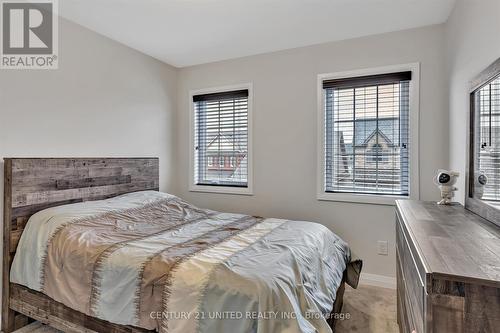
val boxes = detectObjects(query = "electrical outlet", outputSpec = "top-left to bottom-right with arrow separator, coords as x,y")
377,240 -> 388,255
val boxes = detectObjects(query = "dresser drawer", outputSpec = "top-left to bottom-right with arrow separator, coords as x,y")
397,215 -> 425,333
396,200 -> 500,333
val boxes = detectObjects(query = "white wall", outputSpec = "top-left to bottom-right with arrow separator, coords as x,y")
175,25 -> 448,278
0,17 -> 178,245
445,0 -> 500,203
0,13 -> 457,281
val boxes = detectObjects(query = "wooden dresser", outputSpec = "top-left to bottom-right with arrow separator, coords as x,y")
395,200 -> 500,333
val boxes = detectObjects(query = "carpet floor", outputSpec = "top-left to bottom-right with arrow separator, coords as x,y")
337,284 -> 399,332
12,284 -> 399,333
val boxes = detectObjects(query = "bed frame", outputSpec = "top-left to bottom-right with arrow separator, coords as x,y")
2,157 -> 347,333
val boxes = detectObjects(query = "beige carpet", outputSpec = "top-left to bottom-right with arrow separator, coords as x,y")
13,284 -> 398,333
337,284 -> 399,333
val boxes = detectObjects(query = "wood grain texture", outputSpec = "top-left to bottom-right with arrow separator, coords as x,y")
10,284 -> 152,333
3,158 -> 17,333
396,200 -> 500,286
465,197 -> 500,229
5,158 -> 159,255
2,158 -> 159,333
396,220 -> 424,333
430,294 -> 464,333
396,200 -> 500,333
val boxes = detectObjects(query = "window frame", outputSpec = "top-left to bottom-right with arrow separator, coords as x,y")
316,64 -> 420,205
189,83 -> 254,195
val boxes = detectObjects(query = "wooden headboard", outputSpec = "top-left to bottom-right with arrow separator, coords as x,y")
2,157 -> 159,331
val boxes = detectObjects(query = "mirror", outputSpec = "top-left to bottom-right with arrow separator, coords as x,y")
467,57 -> 500,226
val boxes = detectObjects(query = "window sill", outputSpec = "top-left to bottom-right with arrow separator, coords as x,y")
317,192 -> 410,206
189,185 -> 253,196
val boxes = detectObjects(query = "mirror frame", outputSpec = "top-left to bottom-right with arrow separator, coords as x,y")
466,56 -> 500,227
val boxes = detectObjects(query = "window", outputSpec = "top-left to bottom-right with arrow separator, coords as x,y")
473,74 -> 500,201
192,87 -> 251,193
368,143 -> 387,163
321,71 -> 412,198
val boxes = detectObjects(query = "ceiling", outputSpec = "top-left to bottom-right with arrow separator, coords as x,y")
59,0 -> 456,68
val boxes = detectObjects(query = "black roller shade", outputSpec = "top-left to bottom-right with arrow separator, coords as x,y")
193,89 -> 248,103
323,71 -> 412,90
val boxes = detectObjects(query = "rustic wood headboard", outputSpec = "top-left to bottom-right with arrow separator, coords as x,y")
2,157 -> 159,331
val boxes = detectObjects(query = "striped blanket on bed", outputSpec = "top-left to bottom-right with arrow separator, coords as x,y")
11,191 -> 351,333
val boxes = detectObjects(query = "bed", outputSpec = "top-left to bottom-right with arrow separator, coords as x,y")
2,158 -> 361,333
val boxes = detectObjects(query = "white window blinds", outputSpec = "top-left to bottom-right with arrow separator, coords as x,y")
193,89 -> 249,187
474,75 -> 500,201
323,72 -> 411,196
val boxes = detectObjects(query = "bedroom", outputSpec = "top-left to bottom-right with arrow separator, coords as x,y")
0,0 -> 499,332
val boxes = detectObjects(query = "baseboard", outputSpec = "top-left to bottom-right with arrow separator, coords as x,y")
359,272 -> 396,289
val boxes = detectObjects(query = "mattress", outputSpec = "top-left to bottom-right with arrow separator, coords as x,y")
10,191 -> 352,333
